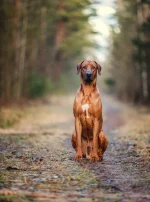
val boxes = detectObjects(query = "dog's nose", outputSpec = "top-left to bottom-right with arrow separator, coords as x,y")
86,71 -> 92,77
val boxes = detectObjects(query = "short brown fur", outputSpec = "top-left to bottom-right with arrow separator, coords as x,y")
72,60 -> 108,161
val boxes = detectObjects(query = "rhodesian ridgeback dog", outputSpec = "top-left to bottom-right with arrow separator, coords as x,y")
72,60 -> 108,161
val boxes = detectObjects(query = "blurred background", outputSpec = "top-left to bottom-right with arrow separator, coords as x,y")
0,0 -> 150,104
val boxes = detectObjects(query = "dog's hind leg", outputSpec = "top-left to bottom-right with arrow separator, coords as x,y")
98,130 -> 108,161
72,131 -> 77,150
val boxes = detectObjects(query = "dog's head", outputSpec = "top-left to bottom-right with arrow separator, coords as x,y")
76,60 -> 101,84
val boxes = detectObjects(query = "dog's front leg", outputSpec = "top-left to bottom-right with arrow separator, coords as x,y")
74,117 -> 82,161
92,118 -> 101,161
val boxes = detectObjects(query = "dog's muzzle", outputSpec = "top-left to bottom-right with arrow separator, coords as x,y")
86,71 -> 92,77
85,71 -> 93,83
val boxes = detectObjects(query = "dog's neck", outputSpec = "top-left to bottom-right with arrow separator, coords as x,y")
81,79 -> 97,102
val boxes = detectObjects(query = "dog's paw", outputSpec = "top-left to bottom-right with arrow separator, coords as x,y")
99,154 -> 103,161
74,153 -> 82,161
91,153 -> 99,162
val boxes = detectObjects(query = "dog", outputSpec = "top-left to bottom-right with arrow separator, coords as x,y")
72,60 -> 108,161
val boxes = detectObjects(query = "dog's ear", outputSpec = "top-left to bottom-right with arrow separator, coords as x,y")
77,60 -> 84,75
94,61 -> 102,75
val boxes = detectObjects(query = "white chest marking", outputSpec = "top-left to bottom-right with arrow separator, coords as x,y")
81,104 -> 89,118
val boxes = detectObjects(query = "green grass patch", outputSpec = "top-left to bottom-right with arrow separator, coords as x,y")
0,109 -> 22,129
0,194 -> 34,202
0,172 -> 5,183
87,179 -> 99,185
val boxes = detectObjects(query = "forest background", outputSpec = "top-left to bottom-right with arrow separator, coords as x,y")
0,0 -> 150,105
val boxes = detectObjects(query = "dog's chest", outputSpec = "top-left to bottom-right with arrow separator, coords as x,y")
76,98 -> 100,118
79,102 -> 93,129
81,103 -> 90,118
79,101 -> 96,122
74,91 -> 102,119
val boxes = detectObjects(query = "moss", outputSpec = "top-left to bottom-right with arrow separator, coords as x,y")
0,194 -> 34,202
87,179 -> 99,185
0,172 -> 5,183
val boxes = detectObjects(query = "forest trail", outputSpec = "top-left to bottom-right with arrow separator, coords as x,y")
0,93 -> 149,202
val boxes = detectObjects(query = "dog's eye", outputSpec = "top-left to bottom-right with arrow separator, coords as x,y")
92,66 -> 96,70
83,66 -> 87,70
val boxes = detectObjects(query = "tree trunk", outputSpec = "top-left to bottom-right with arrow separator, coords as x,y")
12,0 -> 21,100
53,0 -> 65,80
39,6 -> 47,74
17,1 -> 28,100
134,0 -> 144,103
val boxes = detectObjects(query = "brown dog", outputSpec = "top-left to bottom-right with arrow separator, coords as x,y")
72,60 -> 108,161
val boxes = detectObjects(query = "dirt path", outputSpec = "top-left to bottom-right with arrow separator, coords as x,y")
0,94 -> 149,202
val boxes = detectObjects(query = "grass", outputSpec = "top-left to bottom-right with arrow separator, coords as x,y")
119,105 -> 150,159
0,108 -> 23,128
0,172 -> 5,183
0,194 -> 34,202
